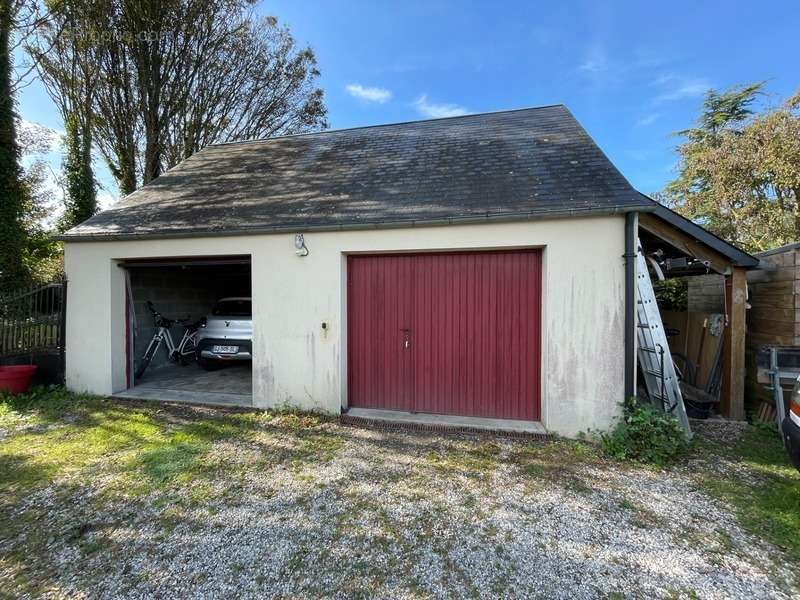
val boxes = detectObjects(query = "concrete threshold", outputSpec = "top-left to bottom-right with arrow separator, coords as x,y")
342,408 -> 549,438
113,386 -> 253,409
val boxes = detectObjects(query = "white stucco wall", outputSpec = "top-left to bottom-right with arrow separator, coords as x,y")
64,216 -> 626,437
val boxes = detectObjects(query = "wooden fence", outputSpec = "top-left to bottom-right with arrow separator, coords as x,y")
745,244 -> 800,412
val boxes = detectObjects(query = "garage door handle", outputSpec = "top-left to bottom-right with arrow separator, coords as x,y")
401,328 -> 411,348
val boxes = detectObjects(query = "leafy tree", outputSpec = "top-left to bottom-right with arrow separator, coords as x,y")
0,0 -> 29,289
30,0 -> 98,229
17,120 -> 63,281
664,83 -> 800,252
7,0 -> 54,91
20,160 -> 63,282
30,0 -> 328,195
161,14 -> 327,167
60,112 -> 96,229
694,82 -> 764,137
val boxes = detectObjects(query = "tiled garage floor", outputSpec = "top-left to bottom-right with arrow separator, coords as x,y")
115,362 -> 252,407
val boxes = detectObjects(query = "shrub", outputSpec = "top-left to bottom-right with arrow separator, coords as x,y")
653,278 -> 688,312
601,397 -> 690,465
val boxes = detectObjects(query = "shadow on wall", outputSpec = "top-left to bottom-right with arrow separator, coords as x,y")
129,263 -> 251,373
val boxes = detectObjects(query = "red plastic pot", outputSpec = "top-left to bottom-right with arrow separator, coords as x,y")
0,365 -> 38,394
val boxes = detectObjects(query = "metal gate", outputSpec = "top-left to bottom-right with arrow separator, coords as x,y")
347,250 -> 542,421
0,279 -> 67,383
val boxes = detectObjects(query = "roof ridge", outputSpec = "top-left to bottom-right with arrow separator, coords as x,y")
207,103 -> 568,148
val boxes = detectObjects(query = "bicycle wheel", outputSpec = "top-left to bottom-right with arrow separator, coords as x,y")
135,340 -> 159,380
179,336 -> 197,366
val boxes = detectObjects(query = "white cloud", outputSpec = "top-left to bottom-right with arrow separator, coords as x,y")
17,119 -> 62,155
578,42 -> 609,74
413,95 -> 469,119
579,59 -> 606,73
636,113 -> 660,126
652,75 -> 710,103
97,189 -> 118,210
345,83 -> 392,104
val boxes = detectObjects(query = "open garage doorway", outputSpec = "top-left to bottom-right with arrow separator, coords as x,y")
118,255 -> 252,407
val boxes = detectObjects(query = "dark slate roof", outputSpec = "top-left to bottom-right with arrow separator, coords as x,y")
63,105 -> 650,240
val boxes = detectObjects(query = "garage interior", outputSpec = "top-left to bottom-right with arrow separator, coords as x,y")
117,255 -> 253,407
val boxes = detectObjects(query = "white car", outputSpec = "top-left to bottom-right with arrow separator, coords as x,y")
195,297 -> 252,370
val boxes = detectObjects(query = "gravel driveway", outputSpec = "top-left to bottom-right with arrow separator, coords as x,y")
1,402 -> 797,599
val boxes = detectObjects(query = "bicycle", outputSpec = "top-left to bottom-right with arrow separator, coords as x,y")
134,301 -> 205,380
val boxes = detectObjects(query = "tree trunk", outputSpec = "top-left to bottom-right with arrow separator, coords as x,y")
78,118 -> 96,220
142,133 -> 161,184
116,148 -> 137,196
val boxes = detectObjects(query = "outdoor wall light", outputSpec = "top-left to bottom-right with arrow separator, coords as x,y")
294,233 -> 309,257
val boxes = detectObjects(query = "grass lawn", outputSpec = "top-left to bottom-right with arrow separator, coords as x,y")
0,387 -> 340,597
0,386 -> 266,499
695,423 -> 800,565
1,387 -> 798,598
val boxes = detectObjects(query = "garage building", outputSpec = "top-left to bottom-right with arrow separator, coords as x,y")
60,105 -> 756,436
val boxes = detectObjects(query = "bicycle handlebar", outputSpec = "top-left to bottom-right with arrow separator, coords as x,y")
146,301 -> 203,330
146,300 -> 174,328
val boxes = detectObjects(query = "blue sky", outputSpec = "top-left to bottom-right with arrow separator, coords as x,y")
18,0 -> 800,208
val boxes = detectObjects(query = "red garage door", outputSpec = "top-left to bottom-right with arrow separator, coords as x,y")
347,250 -> 541,421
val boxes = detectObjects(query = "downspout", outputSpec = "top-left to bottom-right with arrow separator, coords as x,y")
624,212 -> 638,400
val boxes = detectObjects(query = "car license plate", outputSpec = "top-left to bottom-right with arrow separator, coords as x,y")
212,345 -> 239,354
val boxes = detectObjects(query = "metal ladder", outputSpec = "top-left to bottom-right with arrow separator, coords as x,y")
636,240 -> 692,438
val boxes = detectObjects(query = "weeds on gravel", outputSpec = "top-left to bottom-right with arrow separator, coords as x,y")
0,387 -> 349,598
697,423 -> 800,568
0,387 -> 344,505
512,439 -> 599,492
424,441 -> 502,478
601,397 -> 689,465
